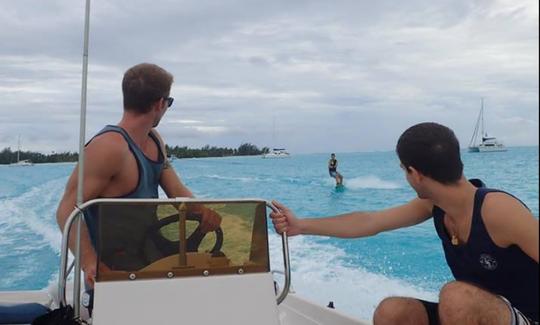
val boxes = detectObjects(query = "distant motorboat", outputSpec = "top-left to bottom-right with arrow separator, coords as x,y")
262,148 -> 290,159
468,99 -> 507,153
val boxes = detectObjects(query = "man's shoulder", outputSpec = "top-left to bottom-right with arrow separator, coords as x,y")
481,191 -> 532,226
86,131 -> 130,159
481,191 -> 536,247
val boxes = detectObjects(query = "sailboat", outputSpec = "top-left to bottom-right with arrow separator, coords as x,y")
468,99 -> 507,153
9,136 -> 34,167
0,2 -> 369,324
262,118 -> 290,159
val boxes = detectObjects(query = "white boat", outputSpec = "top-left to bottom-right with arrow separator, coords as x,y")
8,136 -> 34,167
0,3 -> 370,324
9,159 -> 34,167
468,99 -> 507,153
262,148 -> 291,159
263,116 -> 290,159
0,198 -> 369,324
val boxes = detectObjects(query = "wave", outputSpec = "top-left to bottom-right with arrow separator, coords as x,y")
200,174 -> 259,183
0,178 -> 65,254
343,176 -> 402,190
268,235 -> 437,321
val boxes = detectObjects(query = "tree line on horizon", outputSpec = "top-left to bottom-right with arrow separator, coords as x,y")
0,143 -> 270,164
166,143 -> 269,158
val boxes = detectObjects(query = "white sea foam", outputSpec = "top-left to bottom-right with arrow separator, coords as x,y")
0,178 -> 65,254
203,174 -> 259,182
269,235 -> 438,321
343,175 -> 402,190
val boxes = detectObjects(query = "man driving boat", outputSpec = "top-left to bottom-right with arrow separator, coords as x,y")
56,63 -> 222,288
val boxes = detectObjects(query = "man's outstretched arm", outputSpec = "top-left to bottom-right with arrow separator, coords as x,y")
270,198 -> 433,238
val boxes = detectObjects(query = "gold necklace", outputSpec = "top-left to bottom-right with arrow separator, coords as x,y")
451,234 -> 459,246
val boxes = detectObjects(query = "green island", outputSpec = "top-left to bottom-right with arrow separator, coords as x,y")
0,143 -> 269,164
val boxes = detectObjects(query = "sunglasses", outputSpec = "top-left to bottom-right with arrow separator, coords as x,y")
164,97 -> 174,107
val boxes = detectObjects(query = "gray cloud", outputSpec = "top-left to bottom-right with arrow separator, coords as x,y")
0,0 -> 538,154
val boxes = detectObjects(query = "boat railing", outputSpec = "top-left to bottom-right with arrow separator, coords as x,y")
58,197 -> 291,319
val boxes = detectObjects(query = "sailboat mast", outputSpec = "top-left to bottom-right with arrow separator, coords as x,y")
468,101 -> 482,148
17,135 -> 20,162
480,98 -> 485,138
272,116 -> 276,150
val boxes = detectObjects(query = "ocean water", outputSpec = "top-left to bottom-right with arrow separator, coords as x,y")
0,147 -> 538,320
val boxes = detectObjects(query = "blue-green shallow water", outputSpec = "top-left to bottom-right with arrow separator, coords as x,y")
0,147 -> 537,319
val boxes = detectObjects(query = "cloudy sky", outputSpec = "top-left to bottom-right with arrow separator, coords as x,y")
1,0 -> 538,154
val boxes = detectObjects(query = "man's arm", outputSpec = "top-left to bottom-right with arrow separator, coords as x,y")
271,198 -> 433,238
482,193 -> 539,263
151,130 -> 194,198
56,133 -> 126,284
152,130 -> 221,232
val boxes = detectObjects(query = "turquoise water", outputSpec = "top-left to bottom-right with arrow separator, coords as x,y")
0,147 -> 538,319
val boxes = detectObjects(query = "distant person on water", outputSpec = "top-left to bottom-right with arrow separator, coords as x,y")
56,63 -> 222,288
328,153 -> 343,186
271,122 -> 539,325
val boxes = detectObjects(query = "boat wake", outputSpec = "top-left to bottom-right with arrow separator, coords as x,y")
0,178 -> 64,253
269,235 -> 438,320
325,175 -> 402,190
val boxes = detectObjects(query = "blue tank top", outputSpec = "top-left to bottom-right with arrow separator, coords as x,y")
83,125 -> 164,247
433,180 -> 539,321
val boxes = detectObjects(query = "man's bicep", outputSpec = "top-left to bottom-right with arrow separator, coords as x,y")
512,210 -> 539,263
81,143 -> 122,199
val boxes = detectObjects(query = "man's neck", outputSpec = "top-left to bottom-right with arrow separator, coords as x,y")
117,112 -> 154,147
429,177 -> 477,222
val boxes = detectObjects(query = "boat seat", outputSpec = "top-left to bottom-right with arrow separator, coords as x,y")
0,303 -> 49,324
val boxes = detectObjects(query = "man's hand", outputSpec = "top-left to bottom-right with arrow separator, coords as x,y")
198,207 -> 222,233
270,200 -> 303,236
82,254 -> 111,288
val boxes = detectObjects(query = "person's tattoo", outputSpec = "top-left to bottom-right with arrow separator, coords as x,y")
163,159 -> 172,169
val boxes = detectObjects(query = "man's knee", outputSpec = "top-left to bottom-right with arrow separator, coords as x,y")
439,281 -> 481,323
373,297 -> 427,325
439,281 -> 511,325
439,281 -> 475,311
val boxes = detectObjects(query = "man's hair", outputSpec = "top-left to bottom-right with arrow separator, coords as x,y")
396,122 -> 463,184
122,63 -> 174,113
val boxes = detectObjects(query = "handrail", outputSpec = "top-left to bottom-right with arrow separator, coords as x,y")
58,197 -> 292,315
266,201 -> 291,305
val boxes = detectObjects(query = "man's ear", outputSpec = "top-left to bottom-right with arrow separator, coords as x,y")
408,166 -> 424,183
151,98 -> 164,112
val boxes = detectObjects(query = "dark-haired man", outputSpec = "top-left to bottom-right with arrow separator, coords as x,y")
271,122 -> 538,325
56,63 -> 222,287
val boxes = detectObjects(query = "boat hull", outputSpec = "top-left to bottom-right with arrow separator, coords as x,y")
469,146 -> 507,153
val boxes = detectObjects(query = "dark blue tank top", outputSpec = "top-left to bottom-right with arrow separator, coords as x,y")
83,125 -> 164,247
433,180 -> 539,321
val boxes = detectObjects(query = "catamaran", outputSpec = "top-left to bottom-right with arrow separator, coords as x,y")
262,117 -> 290,159
468,98 -> 507,153
0,1 -> 370,324
262,148 -> 291,159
